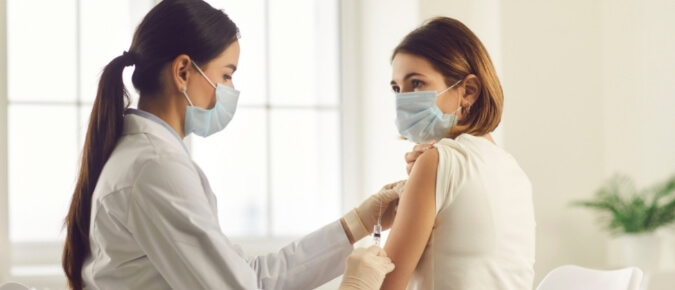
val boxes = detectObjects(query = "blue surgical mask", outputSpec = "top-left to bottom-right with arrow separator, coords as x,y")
182,61 -> 240,137
394,79 -> 462,143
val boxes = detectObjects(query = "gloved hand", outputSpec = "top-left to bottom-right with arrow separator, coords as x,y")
404,141 -> 436,175
342,180 -> 406,243
339,246 -> 395,290
358,180 -> 406,232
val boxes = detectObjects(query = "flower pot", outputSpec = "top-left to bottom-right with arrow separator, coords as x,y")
620,233 -> 662,290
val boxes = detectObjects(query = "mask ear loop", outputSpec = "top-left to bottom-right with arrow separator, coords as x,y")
436,78 -> 463,97
191,61 -> 217,89
181,86 -> 194,106
447,79 -> 464,129
455,83 -> 463,114
183,60 -> 216,108
451,93 -> 462,127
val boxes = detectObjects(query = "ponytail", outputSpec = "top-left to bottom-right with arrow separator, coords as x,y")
62,52 -> 133,290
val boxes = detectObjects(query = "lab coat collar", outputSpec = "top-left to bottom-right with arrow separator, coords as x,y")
124,108 -> 190,155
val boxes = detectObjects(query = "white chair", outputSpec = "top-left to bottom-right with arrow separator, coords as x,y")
536,265 -> 643,290
0,282 -> 31,290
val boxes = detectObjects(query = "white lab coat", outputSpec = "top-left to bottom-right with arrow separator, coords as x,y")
81,109 -> 353,290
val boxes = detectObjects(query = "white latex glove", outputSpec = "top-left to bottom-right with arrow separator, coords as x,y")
359,180 -> 406,230
342,180 -> 406,242
339,246 -> 395,290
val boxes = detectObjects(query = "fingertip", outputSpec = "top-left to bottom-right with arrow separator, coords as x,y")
366,245 -> 380,253
368,245 -> 387,256
385,262 -> 395,273
413,144 -> 427,152
426,140 -> 436,148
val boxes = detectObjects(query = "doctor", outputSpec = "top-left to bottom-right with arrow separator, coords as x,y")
62,0 -> 400,289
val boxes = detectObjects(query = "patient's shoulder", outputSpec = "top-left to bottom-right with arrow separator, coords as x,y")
411,146 -> 439,174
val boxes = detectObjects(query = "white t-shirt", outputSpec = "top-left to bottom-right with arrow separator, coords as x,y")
407,134 -> 536,290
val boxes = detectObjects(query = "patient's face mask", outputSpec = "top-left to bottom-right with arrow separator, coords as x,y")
182,61 -> 240,137
394,79 -> 462,143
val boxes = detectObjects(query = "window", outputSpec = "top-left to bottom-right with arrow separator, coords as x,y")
5,0 -> 157,285
3,0 -> 342,287
194,0 -> 341,237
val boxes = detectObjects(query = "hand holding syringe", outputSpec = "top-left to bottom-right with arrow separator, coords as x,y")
373,180 -> 406,246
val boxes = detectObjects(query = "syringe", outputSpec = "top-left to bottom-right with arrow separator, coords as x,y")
373,200 -> 382,246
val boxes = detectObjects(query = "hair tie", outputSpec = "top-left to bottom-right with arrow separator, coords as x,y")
122,51 -> 136,67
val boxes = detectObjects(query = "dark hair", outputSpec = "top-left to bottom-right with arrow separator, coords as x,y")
392,17 -> 503,139
62,1 -> 239,289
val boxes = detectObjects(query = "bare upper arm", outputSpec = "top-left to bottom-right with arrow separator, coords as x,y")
381,148 -> 439,290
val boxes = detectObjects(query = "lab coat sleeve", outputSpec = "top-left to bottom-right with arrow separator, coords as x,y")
127,153 -> 259,289
247,220 -> 354,290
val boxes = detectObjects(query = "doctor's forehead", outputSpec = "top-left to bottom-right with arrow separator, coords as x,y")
205,40 -> 240,70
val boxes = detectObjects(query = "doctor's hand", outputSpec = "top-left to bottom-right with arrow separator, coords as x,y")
339,246 -> 395,290
341,180 -> 405,243
404,141 -> 436,175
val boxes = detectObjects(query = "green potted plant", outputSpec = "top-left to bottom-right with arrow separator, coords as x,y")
572,174 -> 675,234
572,174 -> 675,290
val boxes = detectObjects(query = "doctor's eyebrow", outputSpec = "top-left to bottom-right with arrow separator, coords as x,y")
390,72 -> 424,85
226,64 -> 237,72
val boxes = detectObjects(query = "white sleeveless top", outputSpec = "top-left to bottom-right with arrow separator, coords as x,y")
407,134 -> 536,290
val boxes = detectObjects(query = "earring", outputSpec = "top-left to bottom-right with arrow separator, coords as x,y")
462,104 -> 471,114
180,86 -> 186,93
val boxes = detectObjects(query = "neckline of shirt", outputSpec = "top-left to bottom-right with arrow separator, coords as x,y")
125,108 -> 190,154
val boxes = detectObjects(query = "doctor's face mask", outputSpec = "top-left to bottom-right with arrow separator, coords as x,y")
181,61 -> 240,137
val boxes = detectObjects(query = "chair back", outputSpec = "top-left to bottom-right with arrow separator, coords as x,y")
0,282 -> 31,290
536,265 -> 643,290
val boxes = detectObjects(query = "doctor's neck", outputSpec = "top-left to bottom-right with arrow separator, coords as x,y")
138,92 -> 187,139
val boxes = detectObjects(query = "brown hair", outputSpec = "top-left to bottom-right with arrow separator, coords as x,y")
62,0 -> 239,289
392,17 -> 503,139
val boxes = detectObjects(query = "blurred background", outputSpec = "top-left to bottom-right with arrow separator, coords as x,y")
0,0 -> 674,289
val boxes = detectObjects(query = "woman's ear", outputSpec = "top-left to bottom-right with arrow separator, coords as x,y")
461,74 -> 481,107
171,54 -> 192,93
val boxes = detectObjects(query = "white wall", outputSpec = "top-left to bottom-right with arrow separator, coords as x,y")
633,1 -> 675,185
601,0 -> 675,280
501,0 -> 607,283
501,0 -> 675,286
602,0 -> 675,186
1,0 -> 10,283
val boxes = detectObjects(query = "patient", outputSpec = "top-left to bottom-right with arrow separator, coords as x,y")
382,17 -> 536,290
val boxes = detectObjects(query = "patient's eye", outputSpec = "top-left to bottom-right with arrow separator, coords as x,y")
392,86 -> 400,93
